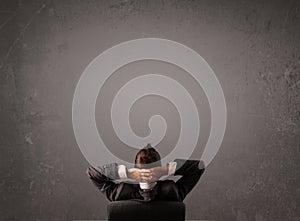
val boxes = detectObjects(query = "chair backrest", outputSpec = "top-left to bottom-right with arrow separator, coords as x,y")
107,200 -> 186,221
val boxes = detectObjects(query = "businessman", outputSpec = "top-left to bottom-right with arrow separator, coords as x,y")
86,144 -> 205,202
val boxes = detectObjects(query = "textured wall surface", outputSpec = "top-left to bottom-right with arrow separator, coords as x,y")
1,0 -> 299,221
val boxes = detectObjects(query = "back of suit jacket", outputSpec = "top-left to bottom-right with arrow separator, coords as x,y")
87,159 -> 205,202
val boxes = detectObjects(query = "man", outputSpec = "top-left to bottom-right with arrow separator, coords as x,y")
86,144 -> 205,202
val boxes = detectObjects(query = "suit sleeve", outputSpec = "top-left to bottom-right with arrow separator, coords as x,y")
86,163 -> 124,201
173,159 -> 205,201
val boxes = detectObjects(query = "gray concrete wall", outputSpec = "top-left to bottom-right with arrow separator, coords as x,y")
1,0 -> 299,220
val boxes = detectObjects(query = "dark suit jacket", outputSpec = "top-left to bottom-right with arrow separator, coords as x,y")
87,159 -> 205,202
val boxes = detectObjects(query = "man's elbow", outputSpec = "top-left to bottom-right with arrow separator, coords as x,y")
86,166 -> 95,179
195,160 -> 205,176
198,160 -> 206,170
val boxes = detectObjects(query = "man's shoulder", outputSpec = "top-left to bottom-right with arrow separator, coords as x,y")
157,179 -> 176,184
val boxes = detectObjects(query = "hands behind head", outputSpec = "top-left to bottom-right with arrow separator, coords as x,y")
127,166 -> 168,182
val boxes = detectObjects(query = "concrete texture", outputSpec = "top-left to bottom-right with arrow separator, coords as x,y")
0,0 -> 299,220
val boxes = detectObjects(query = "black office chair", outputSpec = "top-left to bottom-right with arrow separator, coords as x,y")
107,200 -> 185,221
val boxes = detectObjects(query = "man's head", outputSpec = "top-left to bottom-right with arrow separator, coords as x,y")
134,143 -> 161,169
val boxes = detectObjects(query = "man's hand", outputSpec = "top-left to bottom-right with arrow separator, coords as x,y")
148,166 -> 168,182
127,166 -> 169,182
127,168 -> 151,182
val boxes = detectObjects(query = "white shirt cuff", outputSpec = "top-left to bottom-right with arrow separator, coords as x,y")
167,162 -> 177,175
117,165 -> 127,179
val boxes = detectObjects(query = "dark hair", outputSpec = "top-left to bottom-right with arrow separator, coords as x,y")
134,143 -> 161,169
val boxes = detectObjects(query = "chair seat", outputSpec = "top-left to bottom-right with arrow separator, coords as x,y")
107,200 -> 185,221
